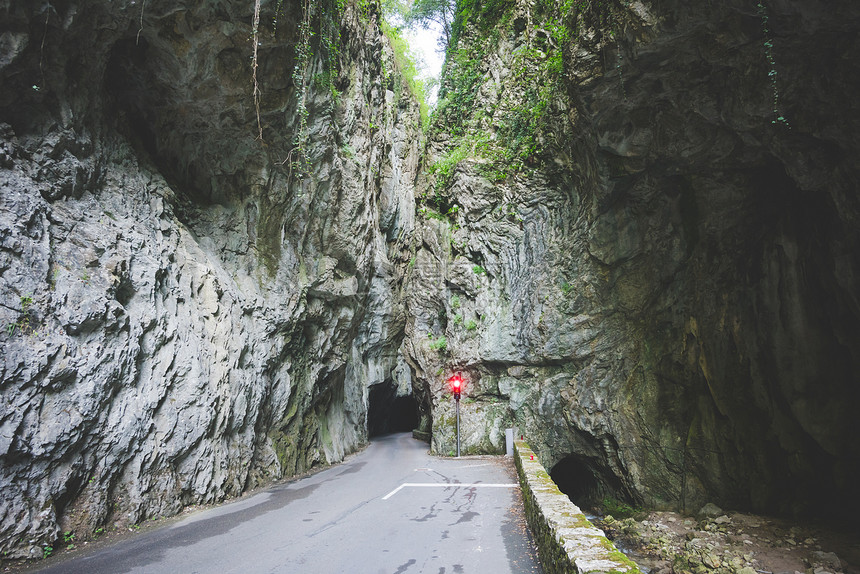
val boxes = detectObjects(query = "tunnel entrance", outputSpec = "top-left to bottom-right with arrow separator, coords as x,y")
367,383 -> 419,437
550,453 -> 629,510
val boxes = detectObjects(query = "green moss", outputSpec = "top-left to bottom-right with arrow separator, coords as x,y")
596,536 -> 640,571
320,416 -> 332,450
271,428 -> 296,472
602,496 -> 643,519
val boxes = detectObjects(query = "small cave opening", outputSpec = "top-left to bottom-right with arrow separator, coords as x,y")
550,453 -> 630,511
367,383 -> 419,437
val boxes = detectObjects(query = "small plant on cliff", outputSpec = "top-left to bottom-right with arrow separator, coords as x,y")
429,140 -> 470,196
6,295 -> 34,336
429,335 -> 448,351
63,530 -> 75,550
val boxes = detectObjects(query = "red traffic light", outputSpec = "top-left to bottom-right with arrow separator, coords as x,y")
448,372 -> 463,400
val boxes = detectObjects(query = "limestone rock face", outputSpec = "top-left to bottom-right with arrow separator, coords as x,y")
0,0 -> 420,558
2,0 -> 859,560
405,0 -> 860,520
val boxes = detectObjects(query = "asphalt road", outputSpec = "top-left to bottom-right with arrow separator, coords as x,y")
31,433 -> 543,574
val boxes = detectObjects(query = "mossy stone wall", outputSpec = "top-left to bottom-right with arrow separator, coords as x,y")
514,440 -> 640,574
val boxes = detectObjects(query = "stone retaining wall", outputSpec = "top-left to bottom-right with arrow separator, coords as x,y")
514,440 -> 640,574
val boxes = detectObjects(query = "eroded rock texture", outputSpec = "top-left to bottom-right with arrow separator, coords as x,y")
2,0 -> 859,561
405,0 -> 860,520
0,0 -> 420,558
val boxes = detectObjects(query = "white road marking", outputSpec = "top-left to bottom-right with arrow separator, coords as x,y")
382,483 -> 518,500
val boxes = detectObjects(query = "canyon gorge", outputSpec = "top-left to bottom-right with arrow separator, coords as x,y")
1,0 -> 858,561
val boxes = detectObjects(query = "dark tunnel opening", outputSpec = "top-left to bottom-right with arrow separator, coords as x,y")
367,383 -> 419,437
550,453 -> 629,510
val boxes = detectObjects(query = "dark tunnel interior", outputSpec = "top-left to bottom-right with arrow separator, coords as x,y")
367,383 -> 419,437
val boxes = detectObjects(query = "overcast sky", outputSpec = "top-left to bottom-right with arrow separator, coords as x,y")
403,21 -> 445,104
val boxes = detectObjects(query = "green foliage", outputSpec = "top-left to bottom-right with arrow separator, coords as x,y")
427,0 -> 589,187
381,0 -> 410,20
465,319 -> 477,331
256,0 -> 346,177
472,265 -> 486,275
407,0 -> 456,46
43,545 -> 52,559
429,335 -> 448,351
340,142 -> 356,160
418,205 -> 448,221
452,313 -> 463,325
450,294 -> 461,309
602,496 -> 642,519
291,2 -> 315,177
447,0 -> 513,55
429,140 -> 470,193
380,21 -> 432,123
435,46 -> 485,130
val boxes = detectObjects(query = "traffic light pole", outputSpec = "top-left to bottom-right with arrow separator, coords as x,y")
449,371 -> 463,458
455,397 -> 460,458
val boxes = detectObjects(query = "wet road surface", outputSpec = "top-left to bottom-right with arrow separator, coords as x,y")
31,433 -> 543,573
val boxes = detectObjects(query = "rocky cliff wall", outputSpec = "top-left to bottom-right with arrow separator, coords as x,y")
2,0 -> 859,562
0,0 -> 420,558
405,0 -> 860,520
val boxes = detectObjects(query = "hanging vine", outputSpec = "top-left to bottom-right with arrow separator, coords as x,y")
250,0 -> 345,178
756,1 -> 790,128
289,0 -> 314,177
252,0 -> 263,141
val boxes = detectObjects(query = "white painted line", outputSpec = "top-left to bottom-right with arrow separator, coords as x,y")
382,484 -> 408,500
382,483 -> 518,500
